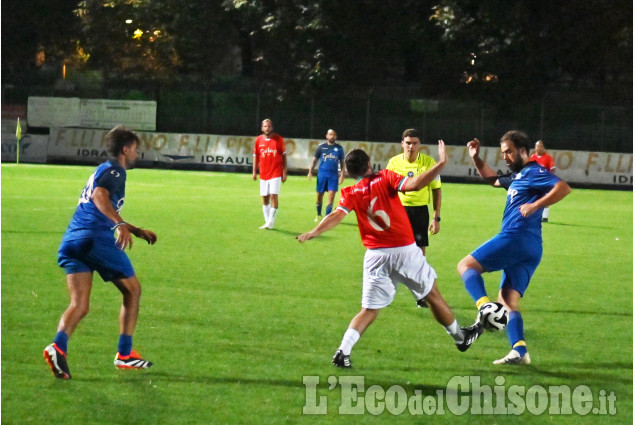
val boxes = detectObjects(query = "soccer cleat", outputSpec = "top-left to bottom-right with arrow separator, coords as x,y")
456,322 -> 484,352
114,350 -> 153,369
44,343 -> 71,379
541,218 -> 548,223
314,215 -> 322,222
332,349 -> 351,368
416,298 -> 429,308
493,349 -> 531,365
259,222 -> 273,229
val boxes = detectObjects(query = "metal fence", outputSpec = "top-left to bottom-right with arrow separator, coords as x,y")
3,80 -> 631,153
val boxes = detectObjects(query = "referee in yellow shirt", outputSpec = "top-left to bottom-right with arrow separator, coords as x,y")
386,129 -> 442,258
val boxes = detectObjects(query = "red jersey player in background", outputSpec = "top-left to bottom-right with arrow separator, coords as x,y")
530,140 -> 556,222
253,119 -> 287,229
297,141 -> 483,368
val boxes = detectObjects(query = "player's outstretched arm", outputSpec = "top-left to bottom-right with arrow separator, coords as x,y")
297,210 -> 346,242
402,140 -> 447,192
468,139 -> 499,185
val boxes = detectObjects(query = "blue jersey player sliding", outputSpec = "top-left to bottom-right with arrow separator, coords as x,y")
458,130 -> 571,365
307,129 -> 346,221
44,126 -> 157,379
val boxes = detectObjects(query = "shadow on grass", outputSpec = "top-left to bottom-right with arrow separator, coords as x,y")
100,370 -> 451,397
465,360 -> 633,386
71,370 -> 450,398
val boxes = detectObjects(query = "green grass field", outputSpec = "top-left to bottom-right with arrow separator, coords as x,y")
2,164 -> 632,424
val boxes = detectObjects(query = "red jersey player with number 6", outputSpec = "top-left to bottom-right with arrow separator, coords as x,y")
297,140 -> 483,368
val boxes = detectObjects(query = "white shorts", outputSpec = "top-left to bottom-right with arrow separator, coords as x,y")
361,243 -> 436,309
260,177 -> 282,196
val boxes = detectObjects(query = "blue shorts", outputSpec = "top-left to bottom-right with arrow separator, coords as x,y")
471,232 -> 542,296
317,171 -> 339,193
58,237 -> 135,282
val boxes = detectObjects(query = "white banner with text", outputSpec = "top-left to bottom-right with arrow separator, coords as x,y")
44,127 -> 633,187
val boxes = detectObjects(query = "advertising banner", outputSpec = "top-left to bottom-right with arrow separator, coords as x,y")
45,128 -> 633,187
27,97 -> 156,130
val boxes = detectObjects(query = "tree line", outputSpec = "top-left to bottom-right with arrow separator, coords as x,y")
2,0 -> 632,104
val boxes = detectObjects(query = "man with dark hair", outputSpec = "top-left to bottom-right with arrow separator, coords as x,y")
387,129 -> 442,256
298,142 -> 483,368
44,126 -> 157,379
459,130 -> 571,365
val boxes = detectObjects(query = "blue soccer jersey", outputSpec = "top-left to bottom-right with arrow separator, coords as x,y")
63,160 -> 127,241
497,161 -> 561,238
314,143 -> 344,174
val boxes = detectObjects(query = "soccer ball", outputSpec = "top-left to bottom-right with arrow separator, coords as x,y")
479,302 -> 509,331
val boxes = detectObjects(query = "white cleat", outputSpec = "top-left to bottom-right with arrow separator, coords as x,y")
493,349 -> 531,365
259,222 -> 273,230
314,215 -> 322,222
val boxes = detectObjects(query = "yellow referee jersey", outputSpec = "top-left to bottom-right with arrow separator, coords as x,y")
386,153 -> 441,206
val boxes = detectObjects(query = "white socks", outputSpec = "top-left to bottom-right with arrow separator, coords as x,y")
268,207 -> 278,226
444,320 -> 463,343
262,205 -> 278,226
338,328 -> 360,355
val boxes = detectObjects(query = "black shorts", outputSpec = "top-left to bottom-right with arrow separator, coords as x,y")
404,205 -> 429,248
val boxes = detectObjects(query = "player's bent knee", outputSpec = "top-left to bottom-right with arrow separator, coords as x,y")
114,277 -> 142,298
457,256 -> 482,275
74,303 -> 90,319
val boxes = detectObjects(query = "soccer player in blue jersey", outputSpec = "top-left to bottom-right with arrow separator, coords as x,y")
458,130 -> 571,365
44,126 -> 157,379
307,129 -> 346,221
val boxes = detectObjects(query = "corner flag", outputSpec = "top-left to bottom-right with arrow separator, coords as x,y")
16,118 -> 22,164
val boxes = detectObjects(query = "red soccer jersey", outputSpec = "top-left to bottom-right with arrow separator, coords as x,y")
337,169 -> 415,249
530,153 -> 555,171
254,134 -> 286,180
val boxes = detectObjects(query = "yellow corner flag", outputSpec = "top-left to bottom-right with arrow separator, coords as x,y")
16,118 -> 22,164
16,117 -> 22,140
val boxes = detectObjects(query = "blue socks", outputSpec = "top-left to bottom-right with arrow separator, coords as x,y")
53,331 -> 135,356
317,204 -> 333,216
118,334 -> 133,356
54,331 -> 69,354
507,311 -> 527,356
461,269 -> 488,306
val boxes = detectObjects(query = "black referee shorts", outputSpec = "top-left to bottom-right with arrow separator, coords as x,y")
404,205 -> 430,248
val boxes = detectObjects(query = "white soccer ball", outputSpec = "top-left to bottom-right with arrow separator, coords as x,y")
479,302 -> 509,331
